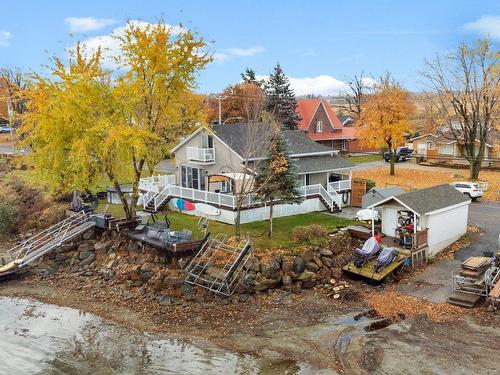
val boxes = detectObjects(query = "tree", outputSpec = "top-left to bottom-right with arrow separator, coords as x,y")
265,63 -> 301,130
358,74 -> 415,175
254,132 -> 303,237
421,39 -> 499,180
338,72 -> 371,119
241,67 -> 258,85
22,21 -> 211,220
0,67 -> 29,125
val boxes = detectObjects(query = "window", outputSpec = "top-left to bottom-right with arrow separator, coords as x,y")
304,174 -> 311,186
201,134 -> 213,149
181,166 -> 206,190
220,180 -> 231,193
316,121 -> 323,133
426,141 -> 435,150
341,139 -> 347,151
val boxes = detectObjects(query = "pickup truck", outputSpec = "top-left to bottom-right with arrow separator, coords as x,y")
383,147 -> 413,162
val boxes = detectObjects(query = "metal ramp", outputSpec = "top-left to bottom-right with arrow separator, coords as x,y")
184,234 -> 252,296
0,211 -> 95,274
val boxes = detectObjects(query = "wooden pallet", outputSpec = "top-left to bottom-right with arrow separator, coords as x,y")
490,282 -> 500,300
447,292 -> 482,308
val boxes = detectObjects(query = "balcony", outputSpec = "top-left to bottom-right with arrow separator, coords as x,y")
327,179 -> 351,192
187,147 -> 215,163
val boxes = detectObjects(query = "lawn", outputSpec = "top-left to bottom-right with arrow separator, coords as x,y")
353,167 -> 500,201
346,154 -> 383,164
96,203 -> 355,252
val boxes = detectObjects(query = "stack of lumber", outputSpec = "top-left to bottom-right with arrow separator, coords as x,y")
459,256 -> 493,279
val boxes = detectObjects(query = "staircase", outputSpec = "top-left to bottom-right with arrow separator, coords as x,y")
3,211 -> 95,270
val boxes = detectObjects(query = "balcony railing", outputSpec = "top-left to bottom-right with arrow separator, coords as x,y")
187,147 -> 215,162
327,179 -> 351,192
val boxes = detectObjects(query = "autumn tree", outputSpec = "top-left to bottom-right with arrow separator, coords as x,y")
358,74 -> 415,175
254,132 -> 303,237
23,22 -> 211,219
0,67 -> 29,125
421,39 -> 499,180
265,63 -> 301,130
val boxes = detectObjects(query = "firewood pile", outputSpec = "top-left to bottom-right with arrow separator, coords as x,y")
460,257 -> 493,279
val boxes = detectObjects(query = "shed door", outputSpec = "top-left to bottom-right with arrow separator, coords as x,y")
382,207 -> 398,237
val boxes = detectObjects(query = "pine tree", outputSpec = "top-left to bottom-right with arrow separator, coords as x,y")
255,133 -> 303,237
265,63 -> 301,130
241,67 -> 257,84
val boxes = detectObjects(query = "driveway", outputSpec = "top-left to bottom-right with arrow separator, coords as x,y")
396,200 -> 500,303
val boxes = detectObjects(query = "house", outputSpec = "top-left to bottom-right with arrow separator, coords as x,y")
361,187 -> 405,209
410,133 -> 498,168
139,123 -> 355,224
296,98 -> 377,154
367,184 -> 470,257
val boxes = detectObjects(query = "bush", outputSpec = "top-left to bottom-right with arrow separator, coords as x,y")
292,224 -> 328,242
0,201 -> 19,235
366,179 -> 376,191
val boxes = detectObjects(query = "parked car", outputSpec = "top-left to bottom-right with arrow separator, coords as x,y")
383,147 -> 413,162
449,182 -> 483,200
0,126 -> 13,134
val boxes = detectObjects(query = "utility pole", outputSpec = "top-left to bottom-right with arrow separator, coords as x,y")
213,95 -> 226,124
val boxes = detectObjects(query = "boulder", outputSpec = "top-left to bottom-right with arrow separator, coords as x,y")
320,248 -> 333,257
295,271 -> 316,282
302,280 -> 316,289
78,242 -> 94,254
140,271 -> 153,281
127,241 -> 141,252
261,259 -> 281,279
254,278 -> 281,292
94,240 -> 113,254
293,256 -> 305,273
282,274 -> 292,287
243,273 -> 255,285
82,229 -> 95,240
281,260 -> 294,273
313,256 -> 323,268
304,262 -> 319,273
301,250 -> 314,263
79,254 -> 96,266
180,283 -> 194,297
55,253 -> 66,263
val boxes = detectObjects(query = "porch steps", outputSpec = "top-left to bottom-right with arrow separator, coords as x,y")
447,291 -> 482,308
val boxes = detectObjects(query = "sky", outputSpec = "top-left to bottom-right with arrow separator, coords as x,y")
1,0 -> 499,95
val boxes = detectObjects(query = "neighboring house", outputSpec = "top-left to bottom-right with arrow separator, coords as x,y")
361,187 -> 405,209
367,184 -> 470,257
139,123 -> 355,224
410,133 -> 498,168
296,98 -> 377,154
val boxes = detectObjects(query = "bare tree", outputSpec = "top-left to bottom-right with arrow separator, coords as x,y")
421,39 -> 499,180
338,72 -> 371,118
0,67 -> 29,125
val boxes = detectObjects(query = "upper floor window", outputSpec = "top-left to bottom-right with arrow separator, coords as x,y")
201,134 -> 213,149
316,121 -> 323,133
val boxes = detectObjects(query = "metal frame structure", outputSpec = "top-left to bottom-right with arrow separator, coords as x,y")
184,234 -> 252,296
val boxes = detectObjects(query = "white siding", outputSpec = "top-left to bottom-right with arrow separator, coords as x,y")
426,204 -> 469,256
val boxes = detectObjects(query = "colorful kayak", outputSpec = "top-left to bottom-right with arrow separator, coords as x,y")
170,198 -> 196,211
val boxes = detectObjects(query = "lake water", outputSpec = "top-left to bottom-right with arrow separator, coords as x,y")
0,297 -> 312,375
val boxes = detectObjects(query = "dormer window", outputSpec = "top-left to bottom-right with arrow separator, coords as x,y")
316,121 -> 323,133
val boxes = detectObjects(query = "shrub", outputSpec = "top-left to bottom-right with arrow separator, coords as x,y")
292,224 -> 328,242
366,179 -> 376,190
0,201 -> 19,235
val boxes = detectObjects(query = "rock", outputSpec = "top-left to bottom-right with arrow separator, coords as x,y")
78,242 -> 94,253
320,248 -> 333,257
140,262 -> 154,273
331,268 -> 342,280
254,278 -> 281,292
106,259 -> 117,269
261,260 -> 281,279
319,267 -> 332,281
292,281 -> 302,293
55,253 -> 66,263
313,256 -> 323,268
301,250 -> 314,263
243,273 -> 255,285
302,280 -> 316,289
94,240 -> 113,254
322,257 -> 333,267
140,271 -> 153,281
282,274 -> 292,287
295,271 -> 316,282
108,252 -> 116,260
127,241 -> 141,252
281,260 -> 294,273
293,256 -> 305,273
79,254 -> 96,266
123,291 -> 134,300
82,229 -> 95,240
180,283 -> 194,297
304,262 -> 319,273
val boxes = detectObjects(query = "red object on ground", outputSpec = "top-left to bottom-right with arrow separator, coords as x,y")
374,235 -> 382,243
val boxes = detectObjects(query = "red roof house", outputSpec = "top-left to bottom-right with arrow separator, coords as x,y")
296,98 -> 376,153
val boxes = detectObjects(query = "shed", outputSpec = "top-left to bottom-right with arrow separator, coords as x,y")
362,187 -> 405,208
367,184 -> 470,257
106,184 -> 133,205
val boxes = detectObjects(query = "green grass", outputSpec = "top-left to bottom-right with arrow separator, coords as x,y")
346,154 -> 383,164
96,203 -> 355,251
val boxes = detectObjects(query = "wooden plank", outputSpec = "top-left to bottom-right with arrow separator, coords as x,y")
343,253 -> 407,281
489,282 -> 500,299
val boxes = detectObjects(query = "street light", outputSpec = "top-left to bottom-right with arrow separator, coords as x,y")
222,116 -> 243,124
213,95 -> 226,125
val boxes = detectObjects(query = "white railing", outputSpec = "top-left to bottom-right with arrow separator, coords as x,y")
299,184 -> 342,211
328,179 -> 351,192
187,147 -> 215,163
139,174 -> 175,192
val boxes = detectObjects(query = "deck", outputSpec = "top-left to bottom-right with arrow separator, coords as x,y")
343,248 -> 410,282
125,230 -> 208,257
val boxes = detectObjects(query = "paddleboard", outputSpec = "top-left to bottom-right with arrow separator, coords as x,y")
174,198 -> 196,211
196,203 -> 221,216
169,198 -> 179,210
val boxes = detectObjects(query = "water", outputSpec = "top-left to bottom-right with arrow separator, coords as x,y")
0,297 -> 277,375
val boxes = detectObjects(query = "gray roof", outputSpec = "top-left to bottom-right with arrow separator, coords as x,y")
375,184 -> 470,215
294,155 -> 354,174
362,187 -> 405,208
212,124 -> 354,170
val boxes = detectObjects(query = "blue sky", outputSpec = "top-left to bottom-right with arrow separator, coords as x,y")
1,0 -> 499,95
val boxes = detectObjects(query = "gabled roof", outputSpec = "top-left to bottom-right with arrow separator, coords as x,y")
297,99 -> 342,131
368,184 -> 470,216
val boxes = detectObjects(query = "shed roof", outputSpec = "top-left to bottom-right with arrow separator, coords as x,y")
294,154 -> 354,174
368,184 -> 470,216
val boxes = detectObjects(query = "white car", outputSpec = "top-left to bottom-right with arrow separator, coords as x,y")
449,182 -> 483,200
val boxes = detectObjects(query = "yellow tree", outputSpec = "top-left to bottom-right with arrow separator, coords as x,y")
22,22 -> 211,219
358,75 -> 415,175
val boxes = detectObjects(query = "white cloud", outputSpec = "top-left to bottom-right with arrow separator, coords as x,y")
0,31 -> 12,47
464,15 -> 500,40
214,46 -> 265,61
256,74 -> 376,96
65,17 -> 117,32
70,20 -> 184,69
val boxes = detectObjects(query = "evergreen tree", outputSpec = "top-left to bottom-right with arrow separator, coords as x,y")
241,67 -> 257,84
255,133 -> 303,237
265,63 -> 301,130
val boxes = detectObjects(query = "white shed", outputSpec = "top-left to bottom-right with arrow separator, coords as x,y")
367,184 -> 471,257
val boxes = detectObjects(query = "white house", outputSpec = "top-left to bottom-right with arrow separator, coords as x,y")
367,184 -> 470,257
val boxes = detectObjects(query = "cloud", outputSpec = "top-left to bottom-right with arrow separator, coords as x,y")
256,74 -> 376,96
0,31 -> 12,47
70,20 -> 184,69
464,15 -> 500,40
214,46 -> 265,61
65,17 -> 117,32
